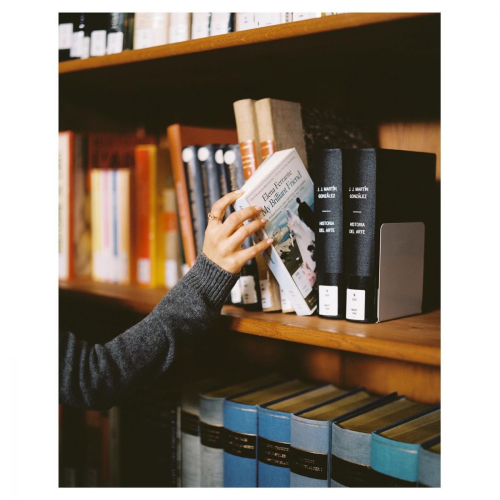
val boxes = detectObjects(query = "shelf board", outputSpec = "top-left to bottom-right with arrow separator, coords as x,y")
59,13 -> 434,74
59,279 -> 440,367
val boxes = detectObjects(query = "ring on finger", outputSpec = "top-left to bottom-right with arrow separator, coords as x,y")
208,212 -> 221,222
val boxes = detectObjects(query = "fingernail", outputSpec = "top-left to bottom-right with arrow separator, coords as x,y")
261,218 -> 267,223
255,205 -> 262,211
267,238 -> 274,244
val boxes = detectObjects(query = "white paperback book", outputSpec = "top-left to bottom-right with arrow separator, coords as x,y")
234,148 -> 317,315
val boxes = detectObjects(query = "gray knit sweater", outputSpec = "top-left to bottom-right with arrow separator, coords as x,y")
59,253 -> 239,410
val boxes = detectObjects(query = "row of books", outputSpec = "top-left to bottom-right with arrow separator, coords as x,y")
58,13 -> 340,61
59,384 -> 180,487
60,373 -> 441,488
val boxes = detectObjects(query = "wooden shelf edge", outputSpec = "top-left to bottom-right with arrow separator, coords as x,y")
59,13 -> 435,75
59,279 -> 440,367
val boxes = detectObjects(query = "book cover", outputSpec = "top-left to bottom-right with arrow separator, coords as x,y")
234,149 -> 317,315
224,379 -> 318,487
258,384 -> 346,487
343,149 -> 436,322
370,406 -> 441,486
166,124 -> 237,268
200,373 -> 285,487
191,13 -> 211,39
290,389 -> 380,487
133,13 -> 169,49
314,149 -> 345,318
330,395 -> 428,487
418,436 -> 440,487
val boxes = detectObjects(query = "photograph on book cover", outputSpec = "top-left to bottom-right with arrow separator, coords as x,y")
248,156 -> 316,302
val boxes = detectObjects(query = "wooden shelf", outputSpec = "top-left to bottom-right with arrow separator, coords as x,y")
59,13 -> 440,130
59,279 -> 440,367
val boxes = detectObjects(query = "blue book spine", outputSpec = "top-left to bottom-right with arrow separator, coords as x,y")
223,401 -> 259,487
290,415 -> 330,487
371,433 -> 420,483
258,407 -> 292,487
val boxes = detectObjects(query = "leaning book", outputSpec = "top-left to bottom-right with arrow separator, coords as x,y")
234,148 -> 317,315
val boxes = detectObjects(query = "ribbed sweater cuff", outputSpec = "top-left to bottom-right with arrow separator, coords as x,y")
183,253 -> 239,309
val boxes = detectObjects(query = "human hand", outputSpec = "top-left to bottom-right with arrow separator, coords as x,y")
202,191 -> 274,274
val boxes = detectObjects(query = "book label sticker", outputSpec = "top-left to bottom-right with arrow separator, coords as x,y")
181,411 -> 200,437
223,429 -> 256,459
70,31 -> 84,58
137,258 -> 151,284
260,279 -> 272,309
290,447 -> 328,480
59,23 -> 73,49
107,32 -> 124,54
292,267 -> 313,298
319,285 -> 338,316
90,30 -> 107,56
258,437 -> 290,468
280,288 -> 293,311
346,288 -> 365,321
81,37 -> 90,59
165,259 -> 179,288
231,279 -> 242,304
200,423 -> 224,449
239,140 -> 258,180
240,275 -> 257,304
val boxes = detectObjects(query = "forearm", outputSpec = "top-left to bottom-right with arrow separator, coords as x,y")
59,253 -> 238,409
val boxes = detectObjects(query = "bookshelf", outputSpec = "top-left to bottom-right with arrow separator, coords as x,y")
59,13 -> 441,404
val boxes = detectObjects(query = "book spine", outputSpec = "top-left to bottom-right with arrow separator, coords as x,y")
290,416 -> 330,487
200,397 -> 225,487
117,170 -> 130,284
210,13 -> 234,36
344,149 -> 378,322
134,13 -> 169,49
94,170 -> 102,281
314,149 -> 345,318
183,146 -> 207,255
111,170 -> 119,283
107,13 -> 126,54
163,187 -> 181,288
191,12 -> 211,39
235,13 -> 255,31
58,132 -> 73,280
70,14 -> 87,59
198,145 -> 221,217
215,145 -> 232,220
59,13 -> 74,61
258,408 -> 292,487
84,410 -> 102,486
181,407 -> 202,487
169,13 -> 191,43
370,434 -> 419,485
223,401 -> 259,487
167,125 -> 197,268
418,442 -> 440,487
102,169 -> 111,282
89,13 -> 108,57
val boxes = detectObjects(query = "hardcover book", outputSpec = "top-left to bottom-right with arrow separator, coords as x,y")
418,436 -> 440,487
290,389 -> 380,487
330,395 -> 429,487
200,373 -> 285,487
198,144 -> 222,217
343,149 -> 436,322
371,406 -> 441,486
234,148 -> 317,315
258,384 -> 347,487
106,13 -> 126,54
223,379 -> 318,487
167,124 -> 237,268
314,149 -> 345,318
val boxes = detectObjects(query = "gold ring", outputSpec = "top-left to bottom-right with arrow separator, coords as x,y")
208,212 -> 220,222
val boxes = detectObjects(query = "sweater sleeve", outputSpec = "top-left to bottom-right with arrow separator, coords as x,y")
59,253 -> 239,410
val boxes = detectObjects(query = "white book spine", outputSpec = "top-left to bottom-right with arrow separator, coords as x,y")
210,13 -> 232,36
191,12 -> 210,39
58,133 -> 71,280
235,13 -> 255,31
134,13 -> 169,49
90,29 -> 107,57
255,13 -> 282,27
169,13 -> 191,43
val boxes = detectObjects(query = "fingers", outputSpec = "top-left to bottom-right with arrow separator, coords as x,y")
228,217 -> 267,249
238,237 -> 274,263
210,190 -> 243,220
222,205 -> 262,236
